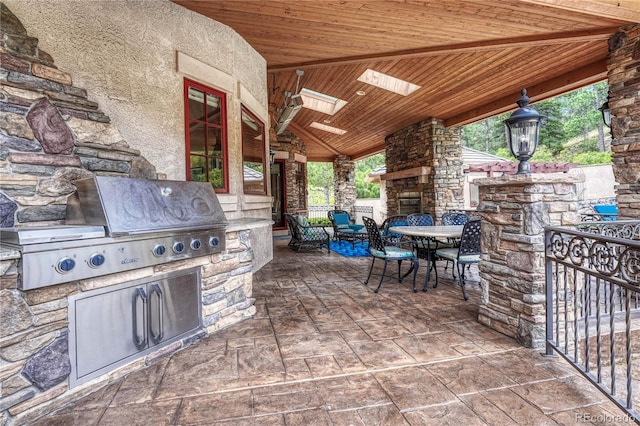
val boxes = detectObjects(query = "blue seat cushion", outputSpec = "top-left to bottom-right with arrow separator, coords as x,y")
593,204 -> 618,221
369,246 -> 415,259
348,224 -> 364,231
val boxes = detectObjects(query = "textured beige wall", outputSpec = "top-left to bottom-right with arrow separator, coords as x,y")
5,0 -> 270,220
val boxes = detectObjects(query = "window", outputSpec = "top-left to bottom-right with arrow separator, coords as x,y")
184,79 -> 228,192
241,106 -> 266,194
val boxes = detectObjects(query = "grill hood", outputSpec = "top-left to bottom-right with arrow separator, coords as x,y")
66,176 -> 227,236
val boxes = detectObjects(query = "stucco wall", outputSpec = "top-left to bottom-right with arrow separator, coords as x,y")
4,0 -> 270,220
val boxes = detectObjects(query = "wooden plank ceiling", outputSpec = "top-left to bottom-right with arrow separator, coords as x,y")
172,0 -> 639,162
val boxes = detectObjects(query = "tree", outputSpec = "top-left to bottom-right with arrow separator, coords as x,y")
307,162 -> 333,205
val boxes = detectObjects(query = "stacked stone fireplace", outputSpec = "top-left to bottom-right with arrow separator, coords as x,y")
384,117 -> 465,220
0,5 -> 255,425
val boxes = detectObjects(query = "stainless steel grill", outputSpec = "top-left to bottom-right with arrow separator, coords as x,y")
1,176 -> 227,290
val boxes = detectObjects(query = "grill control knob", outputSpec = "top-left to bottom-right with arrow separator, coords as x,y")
56,257 -> 76,273
190,239 -> 202,250
152,244 -> 166,257
88,253 -> 105,268
172,242 -> 185,253
209,236 -> 219,247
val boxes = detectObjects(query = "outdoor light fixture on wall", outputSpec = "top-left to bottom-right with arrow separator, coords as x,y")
274,70 -> 305,135
269,148 -> 275,165
599,101 -> 611,127
345,170 -> 352,181
504,89 -> 546,174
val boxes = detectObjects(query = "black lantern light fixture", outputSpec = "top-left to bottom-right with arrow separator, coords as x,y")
599,101 -> 611,127
269,148 -> 275,165
504,88 -> 546,174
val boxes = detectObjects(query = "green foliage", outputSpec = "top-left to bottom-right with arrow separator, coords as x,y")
307,162 -> 334,205
356,154 -> 383,199
569,151 -> 611,165
462,81 -> 611,165
309,217 -> 331,226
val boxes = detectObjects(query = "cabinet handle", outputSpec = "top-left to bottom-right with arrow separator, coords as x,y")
150,284 -> 164,344
133,287 -> 148,350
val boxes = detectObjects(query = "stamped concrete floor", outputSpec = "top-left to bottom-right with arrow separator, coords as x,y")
37,239 -> 629,425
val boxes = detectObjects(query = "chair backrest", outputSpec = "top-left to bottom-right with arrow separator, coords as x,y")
363,216 -> 385,254
442,212 -> 470,226
407,213 -> 433,226
381,215 -> 407,235
458,219 -> 481,258
285,213 -> 303,240
328,209 -> 352,231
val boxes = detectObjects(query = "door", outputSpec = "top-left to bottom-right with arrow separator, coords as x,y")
74,284 -> 143,379
149,271 -> 200,345
271,159 -> 286,229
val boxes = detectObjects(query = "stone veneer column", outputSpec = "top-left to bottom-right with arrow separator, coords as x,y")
272,129 -> 307,214
333,155 -> 356,215
475,174 -> 582,348
608,23 -> 640,219
384,118 -> 463,219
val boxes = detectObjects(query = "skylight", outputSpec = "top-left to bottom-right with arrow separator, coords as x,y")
300,88 -> 347,115
309,122 -> 347,135
357,69 -> 421,96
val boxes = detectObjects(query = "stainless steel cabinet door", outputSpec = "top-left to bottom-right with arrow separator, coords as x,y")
74,285 -> 145,379
149,271 -> 200,345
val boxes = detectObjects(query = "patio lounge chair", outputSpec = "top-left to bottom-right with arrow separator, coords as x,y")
435,219 -> 481,300
328,210 -> 366,248
285,213 -> 330,253
362,216 -> 418,293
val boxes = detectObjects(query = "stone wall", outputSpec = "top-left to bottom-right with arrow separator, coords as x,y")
333,154 -> 356,216
384,117 -> 464,219
608,23 -> 640,219
0,4 -> 157,228
271,129 -> 307,214
475,174 -> 582,348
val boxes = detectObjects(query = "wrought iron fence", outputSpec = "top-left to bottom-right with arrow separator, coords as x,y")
545,220 -> 640,420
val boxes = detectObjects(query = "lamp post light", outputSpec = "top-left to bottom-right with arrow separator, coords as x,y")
504,89 -> 546,175
599,101 -> 611,128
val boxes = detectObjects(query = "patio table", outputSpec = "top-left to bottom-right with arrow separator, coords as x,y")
389,225 -> 463,290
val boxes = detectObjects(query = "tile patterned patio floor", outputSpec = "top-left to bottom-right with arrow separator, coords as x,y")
37,239 -> 630,425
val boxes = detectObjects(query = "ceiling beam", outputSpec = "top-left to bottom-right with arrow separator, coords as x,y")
288,122 -> 342,156
445,59 -> 608,127
268,28 -> 617,72
518,0 -> 640,22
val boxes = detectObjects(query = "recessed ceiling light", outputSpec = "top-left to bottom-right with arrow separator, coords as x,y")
300,88 -> 347,115
323,119 -> 331,124
310,122 -> 347,135
356,90 -> 366,96
357,69 -> 421,96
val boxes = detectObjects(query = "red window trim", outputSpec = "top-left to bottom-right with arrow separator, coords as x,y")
241,104 -> 267,195
184,78 -> 229,193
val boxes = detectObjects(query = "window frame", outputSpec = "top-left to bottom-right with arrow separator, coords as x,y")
184,78 -> 229,193
240,105 -> 267,195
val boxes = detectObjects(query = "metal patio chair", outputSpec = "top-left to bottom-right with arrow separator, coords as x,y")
362,216 -> 418,293
435,219 -> 481,300
328,209 -> 366,248
285,213 -> 330,253
379,214 -> 408,247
